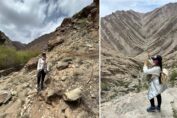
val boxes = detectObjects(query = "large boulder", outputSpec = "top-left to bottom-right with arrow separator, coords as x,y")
48,37 -> 64,51
63,87 -> 82,102
24,57 -> 38,71
56,62 -> 69,70
0,90 -> 12,105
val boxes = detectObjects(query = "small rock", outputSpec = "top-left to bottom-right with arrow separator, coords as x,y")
76,111 -> 88,118
0,90 -> 12,105
22,83 -> 30,88
45,89 -> 63,103
62,57 -> 73,62
27,89 -> 36,96
74,64 -> 80,68
0,113 -> 7,118
56,62 -> 69,70
91,93 -> 96,98
11,90 -> 17,96
75,58 -> 83,65
73,25 -> 81,30
65,108 -> 73,118
61,76 -> 67,81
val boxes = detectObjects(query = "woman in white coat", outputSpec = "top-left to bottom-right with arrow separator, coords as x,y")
37,52 -> 49,92
143,55 -> 164,112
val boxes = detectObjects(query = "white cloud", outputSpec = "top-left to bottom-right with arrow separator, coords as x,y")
0,0 -> 92,43
101,0 -> 177,17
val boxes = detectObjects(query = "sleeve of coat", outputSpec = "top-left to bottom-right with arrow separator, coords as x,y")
143,66 -> 159,75
47,62 -> 49,72
37,58 -> 41,70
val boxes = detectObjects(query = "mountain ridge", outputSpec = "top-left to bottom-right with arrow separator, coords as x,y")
102,2 -> 177,59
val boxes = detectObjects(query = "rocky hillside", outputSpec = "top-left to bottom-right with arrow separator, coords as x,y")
26,0 -> 99,52
101,2 -> 177,114
0,0 -> 99,118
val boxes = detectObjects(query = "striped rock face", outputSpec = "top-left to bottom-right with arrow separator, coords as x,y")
101,3 -> 177,102
101,3 -> 177,62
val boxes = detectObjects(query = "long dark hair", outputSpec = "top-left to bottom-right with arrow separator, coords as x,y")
153,55 -> 162,84
158,60 -> 162,84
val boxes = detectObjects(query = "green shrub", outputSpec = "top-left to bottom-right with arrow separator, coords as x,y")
170,70 -> 177,80
0,46 -> 39,69
101,82 -> 110,91
170,69 -> 177,87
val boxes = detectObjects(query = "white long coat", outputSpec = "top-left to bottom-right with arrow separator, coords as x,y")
143,66 -> 166,100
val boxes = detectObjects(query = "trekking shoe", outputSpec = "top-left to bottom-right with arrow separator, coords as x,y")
147,106 -> 156,112
156,106 -> 161,112
40,85 -> 44,91
37,86 -> 40,92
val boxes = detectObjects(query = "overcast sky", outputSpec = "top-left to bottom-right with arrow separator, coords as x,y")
101,0 -> 177,17
0,0 -> 92,44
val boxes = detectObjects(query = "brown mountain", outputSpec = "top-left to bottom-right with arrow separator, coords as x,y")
25,32 -> 55,51
0,31 -> 26,50
102,2 -> 177,60
0,31 -> 15,48
12,41 -> 26,50
0,0 -> 99,118
101,2 -> 177,102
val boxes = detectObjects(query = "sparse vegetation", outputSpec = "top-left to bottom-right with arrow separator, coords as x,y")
0,46 -> 39,70
101,82 -> 110,91
170,69 -> 177,86
170,70 -> 177,80
172,106 -> 177,118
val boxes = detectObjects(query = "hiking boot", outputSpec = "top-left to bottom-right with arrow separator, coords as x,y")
37,85 -> 41,92
147,106 -> 156,112
40,85 -> 44,90
156,106 -> 161,112
37,87 -> 40,92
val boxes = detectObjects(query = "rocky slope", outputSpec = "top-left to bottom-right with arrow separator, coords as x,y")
26,0 -> 99,52
0,0 -> 99,118
101,2 -> 177,116
102,88 -> 177,118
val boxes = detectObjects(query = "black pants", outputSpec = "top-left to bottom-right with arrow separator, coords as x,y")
150,94 -> 161,107
37,70 -> 46,90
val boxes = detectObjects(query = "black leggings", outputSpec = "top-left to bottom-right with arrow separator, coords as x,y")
37,70 -> 46,90
150,94 -> 161,107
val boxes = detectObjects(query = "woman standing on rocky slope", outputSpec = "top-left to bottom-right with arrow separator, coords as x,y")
37,52 -> 49,92
143,55 -> 166,112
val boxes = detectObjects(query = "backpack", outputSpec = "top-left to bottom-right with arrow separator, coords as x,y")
161,68 -> 169,84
